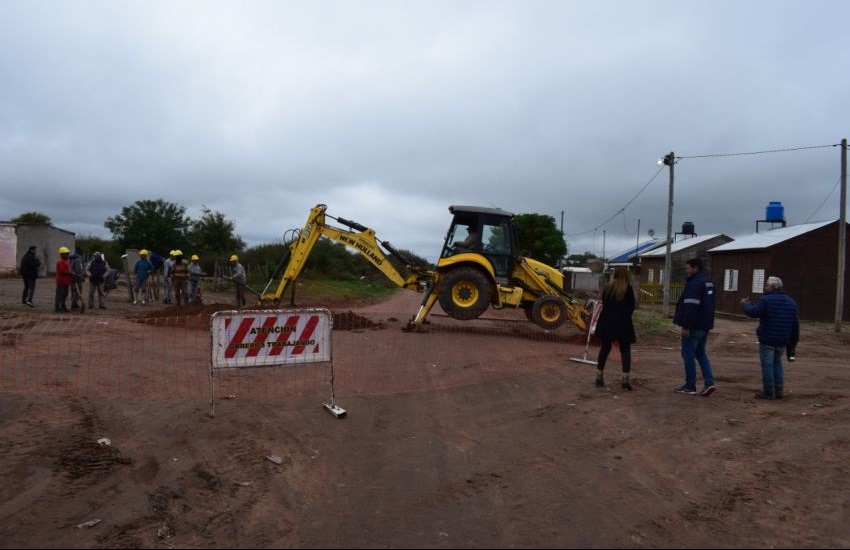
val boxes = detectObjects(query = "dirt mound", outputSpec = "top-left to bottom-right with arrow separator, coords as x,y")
132,301 -> 384,332
333,310 -> 386,331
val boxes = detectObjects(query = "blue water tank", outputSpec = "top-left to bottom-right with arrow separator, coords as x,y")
765,201 -> 785,222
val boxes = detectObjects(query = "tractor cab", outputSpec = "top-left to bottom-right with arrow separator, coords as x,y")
440,205 -> 517,281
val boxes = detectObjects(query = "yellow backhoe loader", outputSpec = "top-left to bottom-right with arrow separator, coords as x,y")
258,204 -> 588,332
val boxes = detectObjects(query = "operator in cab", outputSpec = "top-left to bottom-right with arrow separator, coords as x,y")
452,223 -> 481,251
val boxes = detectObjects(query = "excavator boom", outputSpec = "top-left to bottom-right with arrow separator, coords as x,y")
259,204 -> 434,306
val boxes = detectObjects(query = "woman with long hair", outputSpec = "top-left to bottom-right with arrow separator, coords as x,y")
594,267 -> 637,390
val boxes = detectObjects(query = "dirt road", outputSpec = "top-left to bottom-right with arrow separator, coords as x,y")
0,277 -> 849,548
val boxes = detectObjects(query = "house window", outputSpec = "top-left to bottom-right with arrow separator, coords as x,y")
647,268 -> 655,283
752,269 -> 766,293
724,269 -> 739,291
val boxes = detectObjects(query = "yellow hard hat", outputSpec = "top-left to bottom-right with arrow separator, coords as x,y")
139,249 -> 149,256
229,254 -> 239,262
174,249 -> 183,256
169,250 -> 176,256
191,254 -> 199,261
58,246 -> 70,254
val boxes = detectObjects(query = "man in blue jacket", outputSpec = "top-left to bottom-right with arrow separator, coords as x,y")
741,276 -> 799,400
673,258 -> 717,396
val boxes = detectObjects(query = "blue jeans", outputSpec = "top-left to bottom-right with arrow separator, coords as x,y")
758,344 -> 785,394
22,277 -> 36,303
681,329 -> 715,389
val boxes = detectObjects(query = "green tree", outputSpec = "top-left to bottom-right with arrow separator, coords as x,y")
513,213 -> 567,266
189,206 -> 245,257
104,199 -> 191,254
12,211 -> 51,224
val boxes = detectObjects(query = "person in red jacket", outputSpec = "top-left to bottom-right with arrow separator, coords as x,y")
54,246 -> 73,313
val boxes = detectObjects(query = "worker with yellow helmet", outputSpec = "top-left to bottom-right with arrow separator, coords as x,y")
133,249 -> 153,305
171,250 -> 189,305
187,254 -> 206,304
227,254 -> 247,308
54,246 -> 73,312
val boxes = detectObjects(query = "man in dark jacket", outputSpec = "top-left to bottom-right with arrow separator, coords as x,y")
741,276 -> 799,400
673,258 -> 717,396
86,251 -> 110,309
20,245 -> 41,307
69,247 -> 86,311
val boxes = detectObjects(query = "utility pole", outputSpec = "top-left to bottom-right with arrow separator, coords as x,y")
662,152 -> 675,318
836,138 -> 847,332
602,230 -> 607,270
559,210 -> 565,268
635,219 -> 641,262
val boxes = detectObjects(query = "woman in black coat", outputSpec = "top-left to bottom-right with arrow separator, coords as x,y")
594,267 -> 637,390
20,245 -> 41,307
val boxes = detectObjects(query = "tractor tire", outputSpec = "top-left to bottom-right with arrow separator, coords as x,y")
438,267 -> 491,321
531,295 -> 568,330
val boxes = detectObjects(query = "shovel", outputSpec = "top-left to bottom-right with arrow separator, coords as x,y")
74,281 -> 86,313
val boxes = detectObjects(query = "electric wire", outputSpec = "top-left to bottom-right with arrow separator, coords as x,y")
568,140 -> 844,254
566,165 -> 665,237
677,143 -> 838,160
804,176 -> 842,223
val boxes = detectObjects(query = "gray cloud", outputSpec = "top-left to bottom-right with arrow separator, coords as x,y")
1,0 -> 847,262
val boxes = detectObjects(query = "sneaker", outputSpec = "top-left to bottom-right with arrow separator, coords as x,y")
674,385 -> 697,395
595,378 -> 606,388
99,305 -> 106,309
754,391 -> 776,400
622,381 -> 634,391
775,388 -> 784,399
699,385 -> 717,397
788,355 -> 795,362
25,301 -> 34,308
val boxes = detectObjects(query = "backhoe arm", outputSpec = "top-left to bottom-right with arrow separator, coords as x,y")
259,204 -> 434,306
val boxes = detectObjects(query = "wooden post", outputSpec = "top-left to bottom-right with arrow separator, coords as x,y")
836,138 -> 847,332
662,152 -> 675,318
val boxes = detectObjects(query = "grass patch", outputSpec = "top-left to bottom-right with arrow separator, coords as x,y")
634,314 -> 669,335
287,276 -> 399,302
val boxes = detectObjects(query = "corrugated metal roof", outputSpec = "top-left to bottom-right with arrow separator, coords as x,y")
607,240 -> 665,263
710,220 -> 835,252
642,234 -> 727,257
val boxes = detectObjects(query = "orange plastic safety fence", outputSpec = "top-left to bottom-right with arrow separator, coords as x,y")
0,309 -> 595,403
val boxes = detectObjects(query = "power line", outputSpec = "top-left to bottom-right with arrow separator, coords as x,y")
566,165 -> 665,237
566,141 -> 843,242
677,143 -> 838,160
804,176 -> 842,223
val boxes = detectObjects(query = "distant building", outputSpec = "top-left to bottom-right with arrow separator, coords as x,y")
0,222 -> 76,276
606,239 -> 666,267
561,266 -> 600,294
640,234 -> 733,287
709,220 -> 850,322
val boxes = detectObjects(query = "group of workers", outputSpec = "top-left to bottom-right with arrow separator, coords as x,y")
135,249 -> 247,307
35,246 -> 247,312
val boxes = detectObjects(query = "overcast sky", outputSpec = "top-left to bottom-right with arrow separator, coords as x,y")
1,0 -> 848,262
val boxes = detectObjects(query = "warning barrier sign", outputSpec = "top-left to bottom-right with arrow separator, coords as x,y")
211,309 -> 332,369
